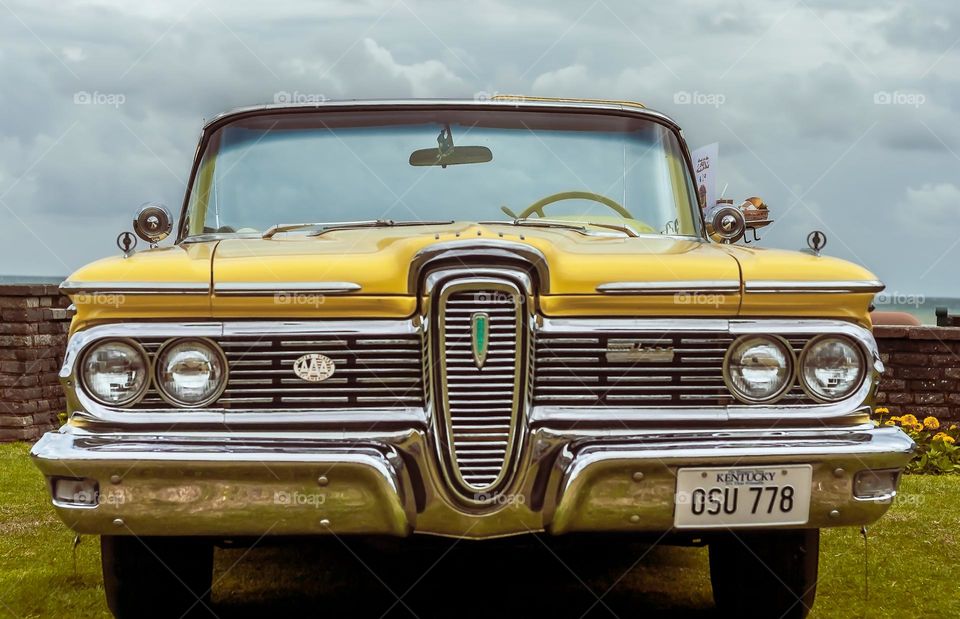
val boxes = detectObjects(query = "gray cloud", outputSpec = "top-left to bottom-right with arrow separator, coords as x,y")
0,0 -> 958,296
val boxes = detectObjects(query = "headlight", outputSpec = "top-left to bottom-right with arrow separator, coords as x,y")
80,339 -> 149,406
155,338 -> 227,407
724,335 -> 794,403
799,335 -> 864,402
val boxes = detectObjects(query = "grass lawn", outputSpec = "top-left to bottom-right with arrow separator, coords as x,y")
2,440 -> 958,618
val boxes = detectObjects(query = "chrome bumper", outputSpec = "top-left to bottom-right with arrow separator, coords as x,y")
32,425 -> 914,538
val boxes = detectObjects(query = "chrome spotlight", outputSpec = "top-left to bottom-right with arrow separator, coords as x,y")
133,203 -> 173,244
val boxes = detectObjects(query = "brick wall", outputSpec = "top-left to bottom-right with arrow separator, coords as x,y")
0,285 -> 71,441
874,325 -> 960,423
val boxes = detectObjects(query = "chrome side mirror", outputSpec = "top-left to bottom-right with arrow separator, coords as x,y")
133,203 -> 173,245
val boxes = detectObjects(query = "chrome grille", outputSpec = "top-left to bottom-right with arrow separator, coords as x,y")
534,331 -> 816,407
131,333 -> 424,409
437,282 -> 524,493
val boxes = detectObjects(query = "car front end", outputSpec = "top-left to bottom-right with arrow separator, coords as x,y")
32,98 -> 914,618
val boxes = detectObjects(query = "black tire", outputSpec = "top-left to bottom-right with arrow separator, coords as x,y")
101,536 -> 215,619
709,529 -> 819,619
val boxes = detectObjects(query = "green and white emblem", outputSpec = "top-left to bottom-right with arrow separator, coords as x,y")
470,312 -> 490,369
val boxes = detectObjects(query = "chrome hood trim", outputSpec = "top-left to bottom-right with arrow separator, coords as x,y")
596,280 -> 740,295
213,281 -> 362,295
60,281 -> 210,295
744,280 -> 885,294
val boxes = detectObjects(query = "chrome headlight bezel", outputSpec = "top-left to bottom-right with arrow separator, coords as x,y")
154,337 -> 229,408
78,338 -> 151,407
798,334 -> 866,403
723,334 -> 796,404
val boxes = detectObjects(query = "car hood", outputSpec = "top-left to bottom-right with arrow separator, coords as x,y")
62,222 -> 880,324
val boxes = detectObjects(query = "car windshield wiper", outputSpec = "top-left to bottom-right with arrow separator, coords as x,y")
261,219 -> 453,239
482,218 -> 640,238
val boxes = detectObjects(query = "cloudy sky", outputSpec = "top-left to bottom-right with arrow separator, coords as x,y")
1,0 -> 958,297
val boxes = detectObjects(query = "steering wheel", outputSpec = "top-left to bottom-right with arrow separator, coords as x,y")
502,191 -> 635,220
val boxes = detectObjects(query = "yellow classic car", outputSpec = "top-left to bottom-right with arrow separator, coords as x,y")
32,98 -> 914,618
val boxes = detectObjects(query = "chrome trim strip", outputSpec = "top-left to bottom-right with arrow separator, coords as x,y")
596,280 -> 740,295
213,281 -> 362,295
60,281 -> 209,295
70,407 -> 429,428
744,280 -> 885,294
222,319 -> 417,337
540,318 -> 732,333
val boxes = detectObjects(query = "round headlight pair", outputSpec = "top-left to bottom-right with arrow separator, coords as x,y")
723,334 -> 865,404
80,338 -> 227,408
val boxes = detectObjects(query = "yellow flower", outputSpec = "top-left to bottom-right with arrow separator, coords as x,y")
900,414 -> 918,426
875,407 -> 889,415
890,416 -> 901,423
933,433 -> 956,445
923,417 -> 940,430
884,420 -> 896,427
951,425 -> 958,431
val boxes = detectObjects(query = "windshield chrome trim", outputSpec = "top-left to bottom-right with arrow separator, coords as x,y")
213,281 -> 362,296
745,280 -> 885,294
204,98 -> 680,132
596,280 -> 741,295
60,281 -> 210,295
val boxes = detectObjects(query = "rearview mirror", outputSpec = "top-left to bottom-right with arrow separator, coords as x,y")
409,145 -> 493,168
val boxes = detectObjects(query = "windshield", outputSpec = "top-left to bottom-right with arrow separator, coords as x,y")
183,108 -> 702,238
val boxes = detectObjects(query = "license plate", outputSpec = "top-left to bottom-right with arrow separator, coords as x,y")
674,465 -> 812,529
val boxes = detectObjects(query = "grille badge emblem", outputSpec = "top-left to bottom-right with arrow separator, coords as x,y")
471,312 -> 490,369
605,341 -> 675,363
293,353 -> 336,382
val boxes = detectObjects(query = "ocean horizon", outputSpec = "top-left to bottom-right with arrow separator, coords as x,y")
0,274 -> 65,284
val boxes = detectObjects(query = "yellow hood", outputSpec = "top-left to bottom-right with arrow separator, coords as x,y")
63,222 -> 880,325
209,222 -> 741,317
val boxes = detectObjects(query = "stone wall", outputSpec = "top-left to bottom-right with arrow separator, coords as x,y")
874,325 -> 960,423
0,285 -> 71,441
2,293 -> 960,440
